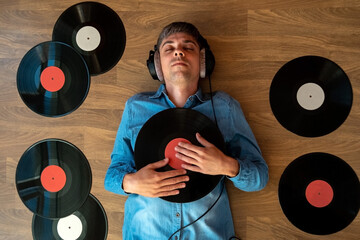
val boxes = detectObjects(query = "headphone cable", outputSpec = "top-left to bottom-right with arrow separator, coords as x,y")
167,178 -> 225,240
208,74 -> 218,128
167,74 -> 222,240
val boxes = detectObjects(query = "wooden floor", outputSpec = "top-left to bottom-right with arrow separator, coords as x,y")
1,0 -> 359,239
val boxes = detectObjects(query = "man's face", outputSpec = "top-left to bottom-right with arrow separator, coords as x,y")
159,32 -> 200,85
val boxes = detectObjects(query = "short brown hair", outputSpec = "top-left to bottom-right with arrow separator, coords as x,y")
156,22 -> 205,50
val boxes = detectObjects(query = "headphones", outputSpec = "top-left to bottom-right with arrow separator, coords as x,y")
146,35 -> 215,81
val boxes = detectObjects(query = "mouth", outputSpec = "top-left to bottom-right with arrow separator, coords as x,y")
171,61 -> 188,67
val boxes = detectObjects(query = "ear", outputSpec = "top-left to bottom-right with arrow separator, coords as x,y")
154,50 -> 164,81
199,48 -> 206,78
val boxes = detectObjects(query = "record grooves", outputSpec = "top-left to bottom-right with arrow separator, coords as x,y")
16,139 -> 92,219
269,56 -> 352,137
278,152 -> 360,235
17,41 -> 90,117
134,108 -> 225,203
52,1 -> 126,75
32,194 -> 108,240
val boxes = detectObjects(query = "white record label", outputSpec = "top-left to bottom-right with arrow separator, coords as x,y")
75,26 -> 101,52
57,214 -> 83,240
296,83 -> 325,110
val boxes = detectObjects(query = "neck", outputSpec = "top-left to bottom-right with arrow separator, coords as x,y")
165,82 -> 198,107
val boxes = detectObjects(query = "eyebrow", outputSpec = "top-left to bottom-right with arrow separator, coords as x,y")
161,39 -> 198,49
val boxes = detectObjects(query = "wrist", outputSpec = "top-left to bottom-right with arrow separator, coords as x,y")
123,173 -> 135,194
224,157 -> 240,178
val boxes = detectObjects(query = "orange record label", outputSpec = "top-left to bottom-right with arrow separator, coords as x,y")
40,165 -> 66,192
305,180 -> 334,208
165,138 -> 190,170
40,66 -> 65,92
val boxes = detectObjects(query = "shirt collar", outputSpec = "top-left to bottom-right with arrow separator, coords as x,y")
150,84 -> 207,103
149,84 -> 167,99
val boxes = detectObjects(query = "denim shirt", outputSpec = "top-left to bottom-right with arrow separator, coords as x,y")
104,84 -> 268,240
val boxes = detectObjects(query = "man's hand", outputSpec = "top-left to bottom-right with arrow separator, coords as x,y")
175,133 -> 240,177
122,158 -> 189,198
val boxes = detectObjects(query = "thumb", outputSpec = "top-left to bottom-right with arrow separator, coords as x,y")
196,133 -> 213,147
147,158 -> 169,169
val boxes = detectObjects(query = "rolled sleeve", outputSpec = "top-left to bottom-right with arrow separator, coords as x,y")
104,101 -> 136,195
220,93 -> 268,192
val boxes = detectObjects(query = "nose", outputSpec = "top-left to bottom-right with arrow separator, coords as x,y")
174,49 -> 184,57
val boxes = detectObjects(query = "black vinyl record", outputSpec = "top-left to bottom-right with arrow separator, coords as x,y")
269,56 -> 352,137
15,139 -> 92,219
52,1 -> 126,75
17,41 -> 90,117
32,194 -> 108,240
278,152 -> 360,235
134,108 -> 225,203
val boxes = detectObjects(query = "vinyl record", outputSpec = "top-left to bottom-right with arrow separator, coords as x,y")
32,194 -> 107,240
269,56 -> 352,137
17,41 -> 90,117
278,152 -> 360,235
15,139 -> 92,219
134,108 -> 225,203
52,1 -> 126,75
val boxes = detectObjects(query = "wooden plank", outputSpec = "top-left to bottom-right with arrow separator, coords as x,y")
1,0 -> 360,239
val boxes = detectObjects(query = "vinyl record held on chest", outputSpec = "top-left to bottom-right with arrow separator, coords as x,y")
269,56 -> 352,137
278,152 -> 360,235
53,1 -> 126,75
134,108 -> 225,203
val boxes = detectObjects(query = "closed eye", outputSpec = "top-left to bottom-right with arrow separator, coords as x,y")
164,47 -> 174,52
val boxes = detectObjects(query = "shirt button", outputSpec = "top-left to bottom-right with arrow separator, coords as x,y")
176,212 -> 180,217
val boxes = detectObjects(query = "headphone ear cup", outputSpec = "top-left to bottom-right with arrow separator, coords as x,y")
200,48 -> 206,78
147,50 -> 158,80
147,48 -> 164,81
200,48 -> 215,78
154,50 -> 164,81
205,48 -> 215,77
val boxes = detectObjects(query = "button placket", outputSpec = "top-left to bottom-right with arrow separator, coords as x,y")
173,203 -> 182,240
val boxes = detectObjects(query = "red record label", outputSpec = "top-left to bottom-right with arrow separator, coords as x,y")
165,138 -> 190,170
305,180 -> 334,208
40,66 -> 65,92
40,165 -> 66,192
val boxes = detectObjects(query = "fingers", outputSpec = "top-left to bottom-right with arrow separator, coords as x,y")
181,163 -> 202,173
152,175 -> 189,198
174,146 -> 198,161
175,152 -> 198,165
130,158 -> 190,198
147,158 -> 169,169
160,174 -> 189,187
147,159 -> 188,176
177,141 -> 202,153
154,190 -> 180,197
175,133 -> 213,156
158,168 -> 187,180
147,158 -> 188,180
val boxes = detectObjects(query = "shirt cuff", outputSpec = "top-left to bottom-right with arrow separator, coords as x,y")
226,159 -> 241,180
